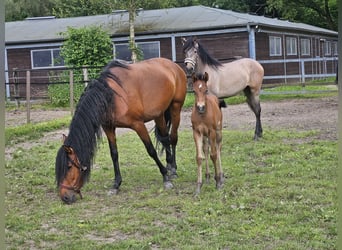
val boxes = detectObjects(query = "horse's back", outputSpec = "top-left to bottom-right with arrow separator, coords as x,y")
208,58 -> 264,98
107,58 -> 187,123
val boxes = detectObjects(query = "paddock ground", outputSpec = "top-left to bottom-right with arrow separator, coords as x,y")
5,95 -> 338,160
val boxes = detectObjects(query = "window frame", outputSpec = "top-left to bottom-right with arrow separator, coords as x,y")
324,41 -> 332,56
332,42 -> 338,56
114,41 -> 160,61
286,37 -> 297,56
269,36 -> 282,56
300,38 -> 311,56
31,48 -> 64,69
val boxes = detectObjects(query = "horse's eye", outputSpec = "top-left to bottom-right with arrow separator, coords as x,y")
205,89 -> 209,94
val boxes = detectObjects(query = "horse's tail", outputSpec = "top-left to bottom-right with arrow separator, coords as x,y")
154,108 -> 172,155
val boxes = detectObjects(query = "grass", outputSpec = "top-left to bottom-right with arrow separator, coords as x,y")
5,128 -> 337,249
183,82 -> 338,108
5,87 -> 337,249
5,116 -> 71,146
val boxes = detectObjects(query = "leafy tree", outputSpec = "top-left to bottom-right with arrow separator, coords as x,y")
5,0 -> 55,21
265,0 -> 337,30
48,26 -> 113,106
52,0 -> 111,18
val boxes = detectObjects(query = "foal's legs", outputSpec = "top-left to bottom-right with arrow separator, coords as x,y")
209,131 -> 224,190
203,137 -> 210,183
193,131 -> 204,195
244,86 -> 263,140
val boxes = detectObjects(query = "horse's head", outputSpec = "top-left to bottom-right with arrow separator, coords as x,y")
55,135 -> 88,204
182,37 -> 199,74
192,72 -> 209,114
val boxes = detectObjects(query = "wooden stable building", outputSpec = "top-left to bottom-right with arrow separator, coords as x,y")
5,5 -> 338,98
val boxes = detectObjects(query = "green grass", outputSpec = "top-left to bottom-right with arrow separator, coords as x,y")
5,116 -> 71,146
183,82 -> 337,108
5,128 -> 337,249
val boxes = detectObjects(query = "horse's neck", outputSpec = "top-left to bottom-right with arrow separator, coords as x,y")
196,64 -> 221,96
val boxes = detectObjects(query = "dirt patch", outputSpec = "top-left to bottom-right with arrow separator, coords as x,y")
5,96 -> 338,160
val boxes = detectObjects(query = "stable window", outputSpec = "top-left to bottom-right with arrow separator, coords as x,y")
332,42 -> 338,56
286,37 -> 297,55
324,41 -> 332,56
300,38 -> 310,56
269,36 -> 282,56
114,41 -> 160,61
31,48 -> 64,68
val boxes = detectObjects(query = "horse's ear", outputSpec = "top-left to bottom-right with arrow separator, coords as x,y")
204,72 -> 209,82
193,39 -> 199,49
63,145 -> 74,155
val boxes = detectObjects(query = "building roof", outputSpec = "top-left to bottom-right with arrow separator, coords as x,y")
5,5 -> 338,45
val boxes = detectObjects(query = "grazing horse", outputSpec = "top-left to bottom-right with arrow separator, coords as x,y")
55,58 -> 187,204
183,37 -> 264,140
191,72 -> 224,195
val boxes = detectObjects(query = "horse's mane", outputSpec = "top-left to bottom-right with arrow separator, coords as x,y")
183,37 -> 222,69
55,60 -> 129,186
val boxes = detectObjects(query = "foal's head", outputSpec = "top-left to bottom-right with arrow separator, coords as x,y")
192,72 -> 209,114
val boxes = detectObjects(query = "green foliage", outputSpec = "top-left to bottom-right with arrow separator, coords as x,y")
60,26 -> 113,67
48,82 -> 85,107
5,0 -> 55,21
5,0 -> 338,31
48,25 -> 113,106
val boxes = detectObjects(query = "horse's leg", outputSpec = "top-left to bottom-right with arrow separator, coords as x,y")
168,102 -> 183,178
209,131 -> 220,189
103,128 -> 122,194
203,136 -> 210,184
154,115 -> 174,178
244,86 -> 263,140
193,130 -> 203,195
132,121 -> 173,189
215,128 -> 224,189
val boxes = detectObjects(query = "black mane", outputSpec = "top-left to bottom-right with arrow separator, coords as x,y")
55,60 -> 129,186
183,37 -> 222,69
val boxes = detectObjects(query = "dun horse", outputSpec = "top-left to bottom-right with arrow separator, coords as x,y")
183,37 -> 264,140
191,72 -> 224,194
55,58 -> 187,204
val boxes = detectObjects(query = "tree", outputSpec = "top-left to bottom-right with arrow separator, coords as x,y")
48,26 -> 113,106
5,0 -> 55,21
265,0 -> 337,31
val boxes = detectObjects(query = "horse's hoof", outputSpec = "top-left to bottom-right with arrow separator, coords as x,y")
107,189 -> 119,195
216,183 -> 224,190
169,172 -> 178,179
164,181 -> 174,190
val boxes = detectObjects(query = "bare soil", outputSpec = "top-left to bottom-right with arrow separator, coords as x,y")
5,96 -> 338,160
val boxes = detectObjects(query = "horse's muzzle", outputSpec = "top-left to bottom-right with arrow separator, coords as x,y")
184,58 -> 195,73
197,105 -> 206,114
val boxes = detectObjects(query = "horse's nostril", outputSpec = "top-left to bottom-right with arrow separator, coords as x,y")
62,194 -> 76,204
197,105 -> 205,114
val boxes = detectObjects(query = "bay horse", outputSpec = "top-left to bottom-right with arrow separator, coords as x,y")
182,37 -> 264,140
191,72 -> 224,195
55,58 -> 187,204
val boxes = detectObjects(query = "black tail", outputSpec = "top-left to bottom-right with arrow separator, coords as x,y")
154,108 -> 172,154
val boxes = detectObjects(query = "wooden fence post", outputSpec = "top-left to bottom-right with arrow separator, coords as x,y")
69,70 -> 74,116
83,67 -> 89,87
26,70 -> 30,124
